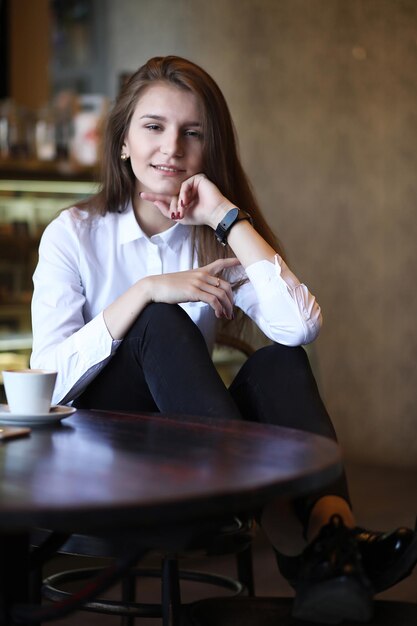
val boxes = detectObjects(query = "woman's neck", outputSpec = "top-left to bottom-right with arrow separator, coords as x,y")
133,195 -> 173,238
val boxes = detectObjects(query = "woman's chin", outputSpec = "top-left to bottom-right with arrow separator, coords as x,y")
139,179 -> 182,197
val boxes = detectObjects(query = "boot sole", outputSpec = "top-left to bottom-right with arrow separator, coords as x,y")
292,576 -> 373,624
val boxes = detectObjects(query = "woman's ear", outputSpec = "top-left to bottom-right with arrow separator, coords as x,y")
120,142 -> 130,161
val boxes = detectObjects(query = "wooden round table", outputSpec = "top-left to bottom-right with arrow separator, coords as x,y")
0,409 -> 342,530
0,409 -> 343,624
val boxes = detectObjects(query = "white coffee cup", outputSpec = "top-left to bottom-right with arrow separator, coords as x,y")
2,369 -> 57,415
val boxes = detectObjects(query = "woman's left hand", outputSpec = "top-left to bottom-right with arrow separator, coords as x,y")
140,173 -> 231,228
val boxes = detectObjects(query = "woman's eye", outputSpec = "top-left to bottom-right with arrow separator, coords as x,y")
184,130 -> 201,138
145,124 -> 161,131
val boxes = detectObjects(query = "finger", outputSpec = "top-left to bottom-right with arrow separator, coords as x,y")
216,257 -> 241,270
140,192 -> 172,218
214,278 -> 234,319
169,196 -> 181,221
140,191 -> 172,203
178,173 -> 204,208
185,278 -> 224,318
199,278 -> 234,320
178,192 -> 192,214
177,179 -> 192,210
205,257 -> 241,274
200,291 -> 232,319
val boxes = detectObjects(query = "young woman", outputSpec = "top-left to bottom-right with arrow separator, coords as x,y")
31,56 -> 416,624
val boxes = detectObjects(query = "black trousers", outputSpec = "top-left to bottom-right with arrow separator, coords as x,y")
75,303 -> 350,528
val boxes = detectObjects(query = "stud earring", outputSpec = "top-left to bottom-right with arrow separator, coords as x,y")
121,152 -> 128,161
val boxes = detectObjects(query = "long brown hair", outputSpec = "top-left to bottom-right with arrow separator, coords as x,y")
80,56 -> 284,342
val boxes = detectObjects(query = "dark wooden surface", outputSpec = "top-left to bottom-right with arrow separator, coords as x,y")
185,598 -> 417,626
0,409 -> 342,534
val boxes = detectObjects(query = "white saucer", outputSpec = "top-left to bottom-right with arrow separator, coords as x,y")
0,404 -> 76,426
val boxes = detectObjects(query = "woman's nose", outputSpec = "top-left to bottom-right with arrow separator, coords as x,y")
160,131 -> 183,157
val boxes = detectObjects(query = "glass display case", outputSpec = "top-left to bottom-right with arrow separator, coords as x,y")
0,162 -> 96,396
0,164 -> 96,333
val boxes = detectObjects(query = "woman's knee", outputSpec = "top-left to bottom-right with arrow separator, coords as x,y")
126,302 -> 209,362
127,303 -> 195,340
242,343 -> 310,380
232,342 -> 336,439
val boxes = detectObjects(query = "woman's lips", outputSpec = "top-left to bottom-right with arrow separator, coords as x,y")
151,164 -> 186,174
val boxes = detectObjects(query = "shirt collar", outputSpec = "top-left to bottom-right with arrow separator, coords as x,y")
117,201 -> 192,250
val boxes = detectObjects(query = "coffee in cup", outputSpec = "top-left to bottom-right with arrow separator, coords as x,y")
2,369 -> 57,415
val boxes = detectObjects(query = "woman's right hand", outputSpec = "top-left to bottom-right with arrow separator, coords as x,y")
143,258 -> 239,320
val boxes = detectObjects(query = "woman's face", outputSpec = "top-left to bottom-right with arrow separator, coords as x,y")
124,82 -> 204,196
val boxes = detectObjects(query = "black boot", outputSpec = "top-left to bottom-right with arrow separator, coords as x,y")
275,515 -> 373,624
353,519 -> 417,593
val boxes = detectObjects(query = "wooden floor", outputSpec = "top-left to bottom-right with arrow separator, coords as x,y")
44,461 -> 417,625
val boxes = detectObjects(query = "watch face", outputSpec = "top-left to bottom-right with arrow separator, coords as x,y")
222,208 -> 239,228
215,207 -> 249,245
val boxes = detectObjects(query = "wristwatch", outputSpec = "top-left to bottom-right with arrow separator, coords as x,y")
214,207 -> 253,246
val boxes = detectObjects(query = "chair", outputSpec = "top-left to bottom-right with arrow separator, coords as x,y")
27,336 -> 257,626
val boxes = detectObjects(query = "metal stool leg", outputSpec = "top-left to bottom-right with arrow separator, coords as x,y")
162,556 -> 182,626
121,572 -> 136,626
236,545 -> 255,596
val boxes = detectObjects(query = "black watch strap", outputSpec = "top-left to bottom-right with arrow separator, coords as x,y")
215,208 -> 253,246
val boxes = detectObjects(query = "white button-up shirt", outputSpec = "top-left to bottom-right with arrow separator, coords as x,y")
31,203 -> 322,405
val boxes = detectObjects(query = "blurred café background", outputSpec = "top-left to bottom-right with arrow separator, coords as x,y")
0,0 -> 416,468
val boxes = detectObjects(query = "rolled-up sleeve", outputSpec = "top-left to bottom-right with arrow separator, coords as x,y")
234,254 -> 322,346
30,215 -> 120,405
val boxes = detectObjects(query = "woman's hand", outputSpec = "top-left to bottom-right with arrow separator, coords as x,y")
143,257 -> 240,319
140,173 -> 231,228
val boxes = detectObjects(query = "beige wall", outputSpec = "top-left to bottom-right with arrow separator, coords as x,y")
108,0 -> 417,467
